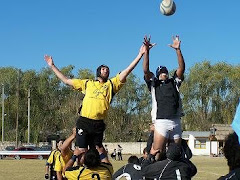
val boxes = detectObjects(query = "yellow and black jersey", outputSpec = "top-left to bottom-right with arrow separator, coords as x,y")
47,149 -> 60,165
54,150 -> 73,172
46,149 -> 60,179
65,162 -> 113,180
72,74 -> 124,120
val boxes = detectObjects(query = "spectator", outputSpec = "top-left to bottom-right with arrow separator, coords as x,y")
117,145 -> 123,161
111,149 -> 117,160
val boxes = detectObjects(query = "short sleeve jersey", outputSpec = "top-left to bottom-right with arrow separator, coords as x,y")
112,163 -> 143,180
54,150 -> 73,172
65,162 -> 113,180
145,72 -> 183,120
47,149 -> 60,165
72,74 -> 124,120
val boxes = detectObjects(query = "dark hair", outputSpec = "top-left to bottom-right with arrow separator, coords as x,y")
84,148 -> 101,168
128,155 -> 140,165
96,64 -> 109,78
166,143 -> 182,161
223,132 -> 240,171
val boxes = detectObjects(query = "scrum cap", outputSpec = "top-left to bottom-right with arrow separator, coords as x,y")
156,66 -> 168,77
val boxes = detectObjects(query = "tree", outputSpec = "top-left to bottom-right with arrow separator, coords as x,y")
105,74 -> 151,142
181,61 -> 240,130
1,61 -> 239,142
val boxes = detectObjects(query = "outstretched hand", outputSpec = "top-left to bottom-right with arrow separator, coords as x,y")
168,35 -> 181,50
44,55 -> 54,67
143,35 -> 156,51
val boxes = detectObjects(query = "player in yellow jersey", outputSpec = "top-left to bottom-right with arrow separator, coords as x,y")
45,139 -> 63,180
54,128 -> 76,180
44,42 -> 147,153
65,146 -> 112,180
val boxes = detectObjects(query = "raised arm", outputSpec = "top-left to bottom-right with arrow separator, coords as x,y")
63,148 -> 86,174
118,45 -> 146,83
168,36 -> 185,79
44,55 -> 73,86
60,128 -> 76,157
143,36 -> 155,81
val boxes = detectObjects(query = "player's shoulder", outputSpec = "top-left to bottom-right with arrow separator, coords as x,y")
100,162 -> 113,168
218,168 -> 240,180
66,165 -> 81,172
52,149 -> 60,157
127,163 -> 142,171
100,162 -> 114,172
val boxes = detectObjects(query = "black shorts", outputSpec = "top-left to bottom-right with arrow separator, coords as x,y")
50,170 -> 57,180
76,116 -> 106,149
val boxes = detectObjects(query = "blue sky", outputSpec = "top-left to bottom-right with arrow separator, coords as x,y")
0,0 -> 239,81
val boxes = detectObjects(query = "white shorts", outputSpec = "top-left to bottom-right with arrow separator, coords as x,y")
154,118 -> 182,140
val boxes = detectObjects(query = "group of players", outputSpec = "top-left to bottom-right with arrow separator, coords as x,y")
43,35 -> 240,179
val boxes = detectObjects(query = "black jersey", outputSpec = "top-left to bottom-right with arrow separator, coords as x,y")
112,163 -> 144,180
142,159 -> 196,180
145,72 -> 183,120
218,168 -> 240,180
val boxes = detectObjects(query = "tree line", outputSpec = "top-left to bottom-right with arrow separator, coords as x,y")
0,61 -> 239,143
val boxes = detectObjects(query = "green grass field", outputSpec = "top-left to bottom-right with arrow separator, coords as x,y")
0,155 -> 228,180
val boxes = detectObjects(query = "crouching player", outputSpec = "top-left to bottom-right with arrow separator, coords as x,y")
65,146 -> 113,180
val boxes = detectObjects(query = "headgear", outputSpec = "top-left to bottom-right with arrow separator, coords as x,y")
156,66 -> 168,77
166,143 -> 182,161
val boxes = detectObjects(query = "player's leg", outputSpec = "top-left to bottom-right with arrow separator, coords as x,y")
168,118 -> 182,145
150,130 -> 168,161
167,118 -> 182,158
151,119 -> 180,161
148,120 -> 169,161
75,117 -> 90,152
91,120 -> 106,152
